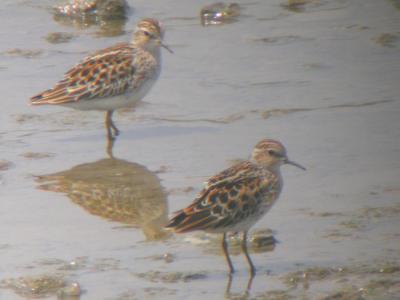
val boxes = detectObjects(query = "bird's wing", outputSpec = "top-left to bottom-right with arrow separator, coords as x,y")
30,43 -> 135,105
165,162 -> 279,233
205,161 -> 255,187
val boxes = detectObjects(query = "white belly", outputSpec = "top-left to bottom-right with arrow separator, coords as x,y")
208,210 -> 267,233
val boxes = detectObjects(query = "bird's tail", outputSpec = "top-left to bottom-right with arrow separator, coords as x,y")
164,210 -> 188,232
165,207 -> 217,233
30,90 -> 51,105
30,82 -> 72,105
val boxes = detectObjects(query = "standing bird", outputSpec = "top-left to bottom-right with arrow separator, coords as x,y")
165,139 -> 305,275
30,18 -> 172,140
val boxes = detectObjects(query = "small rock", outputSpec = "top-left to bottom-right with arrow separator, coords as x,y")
54,0 -> 129,20
163,253 -> 175,263
57,281 -> 81,298
0,274 -> 66,298
200,2 -> 240,26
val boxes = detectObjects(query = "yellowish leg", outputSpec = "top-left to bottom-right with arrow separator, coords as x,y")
222,233 -> 235,274
241,231 -> 256,276
105,110 -> 119,140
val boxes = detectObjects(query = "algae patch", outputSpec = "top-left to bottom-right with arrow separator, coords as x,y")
0,274 -> 67,298
136,271 -> 207,283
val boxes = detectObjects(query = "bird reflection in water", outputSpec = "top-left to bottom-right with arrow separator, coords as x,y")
35,157 -> 169,241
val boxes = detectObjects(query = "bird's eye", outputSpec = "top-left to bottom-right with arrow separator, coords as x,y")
268,149 -> 278,156
143,31 -> 151,37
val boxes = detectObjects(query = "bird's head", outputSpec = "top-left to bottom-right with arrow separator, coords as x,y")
251,139 -> 305,171
133,18 -> 173,53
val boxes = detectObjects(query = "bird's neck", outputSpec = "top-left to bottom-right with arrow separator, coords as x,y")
150,46 -> 162,61
263,164 -> 283,192
256,162 -> 281,176
132,42 -> 161,59
268,166 -> 282,179
251,158 -> 281,175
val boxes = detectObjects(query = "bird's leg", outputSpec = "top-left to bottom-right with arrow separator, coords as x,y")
222,233 -> 235,274
108,110 -> 120,137
241,231 -> 256,276
105,110 -> 119,140
106,137 -> 115,158
110,120 -> 120,138
105,110 -> 114,140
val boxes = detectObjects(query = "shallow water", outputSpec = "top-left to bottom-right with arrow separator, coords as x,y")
1,0 -> 400,299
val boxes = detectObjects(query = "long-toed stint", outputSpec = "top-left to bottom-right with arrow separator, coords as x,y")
30,18 -> 172,140
165,139 -> 305,275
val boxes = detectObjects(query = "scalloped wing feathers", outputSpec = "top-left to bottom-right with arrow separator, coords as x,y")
30,43 -> 135,105
166,162 -> 280,233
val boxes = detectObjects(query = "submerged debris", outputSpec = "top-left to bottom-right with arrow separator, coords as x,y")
20,152 -> 55,159
143,287 -> 177,297
283,266 -> 344,287
252,289 -> 294,300
200,2 -> 240,26
136,271 -> 207,283
54,0 -> 128,20
1,48 -> 43,58
248,229 -> 277,251
0,160 -> 13,171
185,228 -> 277,255
323,203 -> 400,239
139,252 -> 176,264
282,261 -> 400,291
251,35 -> 312,45
57,281 -> 81,298
57,257 -> 89,271
282,0 -> 318,12
344,24 -> 370,31
53,0 -> 130,36
0,274 -> 67,298
225,229 -> 277,253
45,32 -> 75,44
372,33 -> 399,48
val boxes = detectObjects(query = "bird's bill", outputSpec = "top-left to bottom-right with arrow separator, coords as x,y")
160,41 -> 174,53
285,159 -> 306,171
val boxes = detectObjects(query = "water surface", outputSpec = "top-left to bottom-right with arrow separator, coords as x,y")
1,0 -> 400,299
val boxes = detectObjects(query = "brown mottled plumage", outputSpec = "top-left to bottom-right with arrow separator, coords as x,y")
165,139 -> 305,275
30,18 -> 172,140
